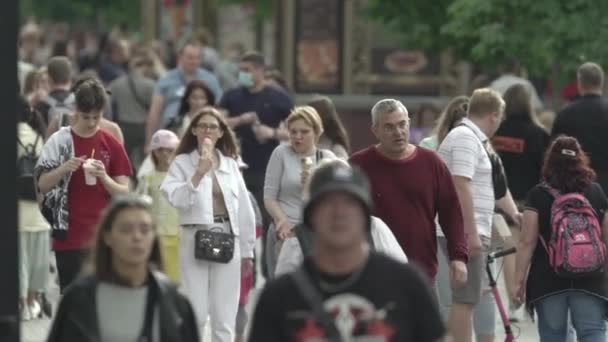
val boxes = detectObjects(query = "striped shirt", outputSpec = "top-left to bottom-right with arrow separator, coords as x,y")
437,118 -> 494,237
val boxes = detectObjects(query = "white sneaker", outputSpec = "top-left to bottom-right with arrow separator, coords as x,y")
509,305 -> 524,322
29,300 -> 41,319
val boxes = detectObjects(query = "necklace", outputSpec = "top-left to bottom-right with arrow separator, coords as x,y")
315,258 -> 368,293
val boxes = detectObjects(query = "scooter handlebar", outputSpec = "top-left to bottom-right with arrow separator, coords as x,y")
489,247 -> 517,259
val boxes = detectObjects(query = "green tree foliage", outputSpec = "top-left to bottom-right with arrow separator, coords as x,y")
21,0 -> 140,28
365,0 -> 454,53
367,0 -> 608,78
216,0 -> 275,21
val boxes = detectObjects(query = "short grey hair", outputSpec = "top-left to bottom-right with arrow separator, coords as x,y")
578,62 -> 604,89
371,99 -> 408,126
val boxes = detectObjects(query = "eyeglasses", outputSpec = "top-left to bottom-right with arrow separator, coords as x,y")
197,123 -> 220,132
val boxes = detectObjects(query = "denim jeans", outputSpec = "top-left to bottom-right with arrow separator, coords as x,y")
536,291 -> 607,342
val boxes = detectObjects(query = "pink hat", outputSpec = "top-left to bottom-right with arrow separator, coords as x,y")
150,129 -> 180,150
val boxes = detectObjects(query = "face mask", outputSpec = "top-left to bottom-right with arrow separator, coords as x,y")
238,71 -> 255,88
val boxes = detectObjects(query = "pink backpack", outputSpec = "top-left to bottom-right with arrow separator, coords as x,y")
541,184 -> 606,278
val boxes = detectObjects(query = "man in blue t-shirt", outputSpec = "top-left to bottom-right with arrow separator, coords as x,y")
219,51 -> 293,226
145,39 -> 222,148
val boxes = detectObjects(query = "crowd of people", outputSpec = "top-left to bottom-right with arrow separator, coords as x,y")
15,19 -> 608,342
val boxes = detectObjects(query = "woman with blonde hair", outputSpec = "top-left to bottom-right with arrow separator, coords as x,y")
160,107 -> 256,341
263,106 -> 336,277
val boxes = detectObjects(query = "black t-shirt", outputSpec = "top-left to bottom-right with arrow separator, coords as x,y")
493,117 -> 549,201
248,253 -> 445,342
524,182 -> 608,306
218,86 -> 293,174
552,94 -> 608,192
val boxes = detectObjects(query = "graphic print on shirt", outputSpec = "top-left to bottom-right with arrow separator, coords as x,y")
292,293 -> 396,342
492,136 -> 525,153
99,149 -> 111,166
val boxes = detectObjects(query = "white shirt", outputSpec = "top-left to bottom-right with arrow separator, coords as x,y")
97,282 -> 160,342
274,216 -> 408,276
160,149 -> 256,258
437,118 -> 494,238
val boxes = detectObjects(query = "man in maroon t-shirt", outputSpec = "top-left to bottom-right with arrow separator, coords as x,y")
350,99 -> 468,285
38,78 -> 132,291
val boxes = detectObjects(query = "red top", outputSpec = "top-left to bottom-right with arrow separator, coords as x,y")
53,129 -> 132,251
350,145 -> 468,280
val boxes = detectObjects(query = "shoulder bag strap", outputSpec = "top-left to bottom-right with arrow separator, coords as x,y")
290,267 -> 342,342
17,133 -> 41,155
16,136 -> 26,151
458,123 -> 491,158
128,75 -> 151,112
59,112 -> 71,127
31,134 -> 40,155
139,277 -> 157,342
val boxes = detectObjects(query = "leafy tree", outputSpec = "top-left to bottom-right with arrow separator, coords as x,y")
365,0 -> 454,53
443,0 -> 608,78
367,0 -> 608,81
216,0 -> 275,21
21,0 -> 140,29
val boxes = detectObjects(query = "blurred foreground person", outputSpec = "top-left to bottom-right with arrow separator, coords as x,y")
47,195 -> 199,342
249,163 -> 445,341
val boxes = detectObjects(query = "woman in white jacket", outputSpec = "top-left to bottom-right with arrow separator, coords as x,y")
275,159 -> 407,276
160,107 -> 255,342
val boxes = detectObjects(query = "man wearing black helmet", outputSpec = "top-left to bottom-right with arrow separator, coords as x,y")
249,163 -> 446,342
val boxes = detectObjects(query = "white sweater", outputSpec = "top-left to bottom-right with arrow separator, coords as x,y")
275,216 -> 408,276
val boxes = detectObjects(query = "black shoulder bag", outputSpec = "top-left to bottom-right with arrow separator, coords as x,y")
139,278 -> 157,342
194,225 -> 235,263
459,124 -> 508,199
290,266 -> 342,342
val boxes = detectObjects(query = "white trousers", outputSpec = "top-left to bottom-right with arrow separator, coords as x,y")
180,225 -> 241,342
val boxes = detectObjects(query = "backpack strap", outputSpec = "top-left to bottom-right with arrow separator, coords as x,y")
537,183 -> 556,255
17,133 -> 40,156
290,266 -> 341,342
294,224 -> 313,259
59,112 -> 71,127
541,182 -> 560,198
